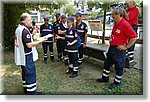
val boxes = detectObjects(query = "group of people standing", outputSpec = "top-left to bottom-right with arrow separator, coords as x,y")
15,0 -> 139,95
40,12 -> 88,78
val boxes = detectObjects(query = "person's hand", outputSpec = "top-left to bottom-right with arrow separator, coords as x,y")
39,36 -> 47,43
83,43 -> 86,48
117,45 -> 127,51
67,41 -> 72,46
55,35 -> 60,39
32,29 -> 37,36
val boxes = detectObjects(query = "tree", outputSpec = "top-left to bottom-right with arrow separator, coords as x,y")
3,1 -> 68,50
63,5 -> 77,16
3,4 -> 26,50
87,0 -> 120,44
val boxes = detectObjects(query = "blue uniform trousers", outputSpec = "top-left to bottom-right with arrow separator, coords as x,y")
68,52 -> 79,72
57,40 -> 68,59
42,42 -> 54,60
78,44 -> 85,64
127,25 -> 138,63
21,53 -> 36,95
102,46 -> 126,83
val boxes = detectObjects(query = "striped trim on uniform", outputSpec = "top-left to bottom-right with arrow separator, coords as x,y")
77,30 -> 85,33
26,83 -> 36,92
25,51 -> 32,55
50,52 -> 54,56
66,49 -> 78,53
44,41 -> 53,43
102,69 -> 110,77
65,35 -> 74,38
73,67 -> 79,71
44,54 -> 48,58
114,75 -> 123,83
78,58 -> 83,63
42,29 -> 52,32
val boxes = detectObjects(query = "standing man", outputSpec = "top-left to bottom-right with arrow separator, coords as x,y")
40,17 -> 55,63
57,15 -> 69,65
124,0 -> 139,67
15,13 -> 47,94
75,12 -> 88,65
53,13 -> 62,61
96,7 -> 138,90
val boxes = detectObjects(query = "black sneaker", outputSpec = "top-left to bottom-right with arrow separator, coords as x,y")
64,60 -> 69,66
78,62 -> 82,66
96,78 -> 109,83
108,82 -> 121,90
66,68 -> 73,74
69,72 -> 78,78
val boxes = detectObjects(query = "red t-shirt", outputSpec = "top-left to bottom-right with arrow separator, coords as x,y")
110,18 -> 138,46
126,6 -> 139,25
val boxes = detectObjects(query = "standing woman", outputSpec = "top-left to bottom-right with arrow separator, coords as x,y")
65,17 -> 80,78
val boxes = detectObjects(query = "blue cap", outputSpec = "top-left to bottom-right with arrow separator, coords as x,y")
56,13 -> 61,17
43,17 -> 49,21
75,12 -> 82,16
61,15 -> 66,19
67,16 -> 74,22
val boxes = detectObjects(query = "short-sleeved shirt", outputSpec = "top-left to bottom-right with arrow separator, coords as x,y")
40,24 -> 54,42
22,28 -> 32,53
110,18 -> 138,46
53,21 -> 61,34
75,21 -> 88,43
126,6 -> 139,25
65,26 -> 79,51
58,22 -> 68,38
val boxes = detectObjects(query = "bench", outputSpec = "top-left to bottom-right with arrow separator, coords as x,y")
84,43 -> 108,61
84,43 -> 130,68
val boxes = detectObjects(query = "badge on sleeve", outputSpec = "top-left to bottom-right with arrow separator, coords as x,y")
26,34 -> 31,39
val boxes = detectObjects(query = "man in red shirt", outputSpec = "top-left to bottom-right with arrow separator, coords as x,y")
96,7 -> 138,90
124,0 -> 139,67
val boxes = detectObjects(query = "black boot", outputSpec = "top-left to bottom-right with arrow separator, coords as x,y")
44,54 -> 48,64
64,59 -> 69,66
96,77 -> 109,83
50,56 -> 55,62
66,67 -> 73,74
57,54 -> 62,62
69,71 -> 78,78
108,81 -> 122,90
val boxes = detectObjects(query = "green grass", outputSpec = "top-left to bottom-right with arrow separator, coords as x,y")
1,43 -> 143,95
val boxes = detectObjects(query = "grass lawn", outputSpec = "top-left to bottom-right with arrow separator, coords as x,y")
1,43 -> 143,95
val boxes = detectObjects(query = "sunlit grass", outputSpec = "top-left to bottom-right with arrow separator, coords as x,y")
1,43 -> 143,95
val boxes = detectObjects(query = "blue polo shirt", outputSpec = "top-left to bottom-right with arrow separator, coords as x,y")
40,24 -> 54,42
76,21 -> 88,44
58,22 -> 68,38
65,26 -> 79,52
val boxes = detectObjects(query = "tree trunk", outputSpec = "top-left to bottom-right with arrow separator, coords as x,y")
102,9 -> 106,44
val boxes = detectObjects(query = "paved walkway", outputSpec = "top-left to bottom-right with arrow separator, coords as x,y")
87,37 -> 143,70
